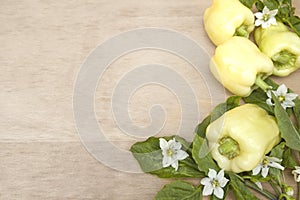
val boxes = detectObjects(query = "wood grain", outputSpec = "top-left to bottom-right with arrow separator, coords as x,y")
1,0 -> 300,199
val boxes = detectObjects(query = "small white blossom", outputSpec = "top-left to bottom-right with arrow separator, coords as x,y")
254,6 -> 278,28
266,84 -> 298,110
292,166 -> 300,182
200,169 -> 229,199
252,156 -> 284,178
159,138 -> 188,171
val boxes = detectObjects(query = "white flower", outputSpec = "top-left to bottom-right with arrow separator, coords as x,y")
254,6 -> 278,28
292,166 -> 300,182
266,84 -> 298,110
200,169 -> 229,199
159,138 -> 188,171
252,156 -> 285,178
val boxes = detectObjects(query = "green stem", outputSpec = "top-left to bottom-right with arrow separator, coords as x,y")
235,25 -> 250,37
297,182 -> 300,200
245,181 -> 277,200
218,137 -> 240,160
255,74 -> 272,92
270,180 -> 281,196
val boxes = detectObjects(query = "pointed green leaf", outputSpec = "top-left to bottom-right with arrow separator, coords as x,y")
130,136 -> 203,178
228,172 -> 259,200
155,181 -> 202,200
192,135 -> 219,174
273,93 -> 300,151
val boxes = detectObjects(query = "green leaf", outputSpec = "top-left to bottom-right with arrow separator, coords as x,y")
130,136 -> 203,178
292,93 -> 300,129
192,135 -> 219,174
210,96 -> 241,122
195,96 -> 240,138
155,181 -> 202,200
228,172 -> 260,200
263,0 -> 279,10
269,142 -> 285,158
282,148 -> 298,168
243,87 -> 274,114
239,0 -> 257,8
273,93 -> 300,151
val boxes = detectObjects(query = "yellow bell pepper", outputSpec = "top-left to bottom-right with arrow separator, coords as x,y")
210,36 -> 274,97
254,21 -> 300,76
204,0 -> 255,46
206,104 -> 280,173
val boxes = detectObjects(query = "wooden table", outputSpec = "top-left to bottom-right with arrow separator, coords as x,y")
1,0 -> 300,199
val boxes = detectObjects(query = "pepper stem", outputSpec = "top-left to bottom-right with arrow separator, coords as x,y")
255,74 -> 272,92
218,137 -> 240,160
235,25 -> 250,38
272,50 -> 296,70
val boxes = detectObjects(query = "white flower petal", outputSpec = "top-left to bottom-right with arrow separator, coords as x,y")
269,162 -> 284,171
170,139 -> 181,150
208,169 -> 217,179
219,177 -> 229,188
262,6 -> 270,13
214,187 -> 224,199
255,182 -> 263,190
217,169 -> 224,180
252,165 -> 262,175
285,93 -> 298,101
269,9 -> 278,17
262,167 -> 269,178
282,101 -> 295,109
171,161 -> 179,171
162,156 -> 172,167
269,17 -> 277,25
201,177 -> 212,185
176,150 -> 189,160
266,98 -> 274,106
277,84 -> 288,96
255,19 -> 264,26
254,12 -> 263,19
266,90 -> 272,98
202,184 -> 214,196
262,21 -> 271,28
159,138 -> 168,149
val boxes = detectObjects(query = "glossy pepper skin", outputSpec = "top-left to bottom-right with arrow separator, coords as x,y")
206,104 -> 280,173
254,21 -> 300,76
210,36 -> 274,97
204,0 -> 255,46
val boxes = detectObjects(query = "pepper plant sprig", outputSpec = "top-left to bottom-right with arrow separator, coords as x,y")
240,0 -> 300,37
131,87 -> 300,199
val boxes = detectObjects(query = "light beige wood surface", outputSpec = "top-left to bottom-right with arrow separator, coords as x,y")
1,1 -> 300,199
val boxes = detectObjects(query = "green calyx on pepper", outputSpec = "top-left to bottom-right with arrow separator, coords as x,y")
254,21 -> 300,76
210,36 -> 274,97
205,104 -> 281,173
204,0 -> 255,46
218,136 -> 240,160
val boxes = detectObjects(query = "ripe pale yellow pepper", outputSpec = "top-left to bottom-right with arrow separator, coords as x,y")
210,36 -> 274,97
204,0 -> 255,46
206,104 -> 280,173
254,21 -> 300,76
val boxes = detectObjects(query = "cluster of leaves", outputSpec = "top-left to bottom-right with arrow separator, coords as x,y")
239,0 -> 300,36
130,83 -> 300,199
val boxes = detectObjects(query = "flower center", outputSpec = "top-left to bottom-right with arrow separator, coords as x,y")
278,95 -> 285,103
262,158 -> 269,166
212,179 -> 219,188
263,13 -> 270,21
167,149 -> 174,156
